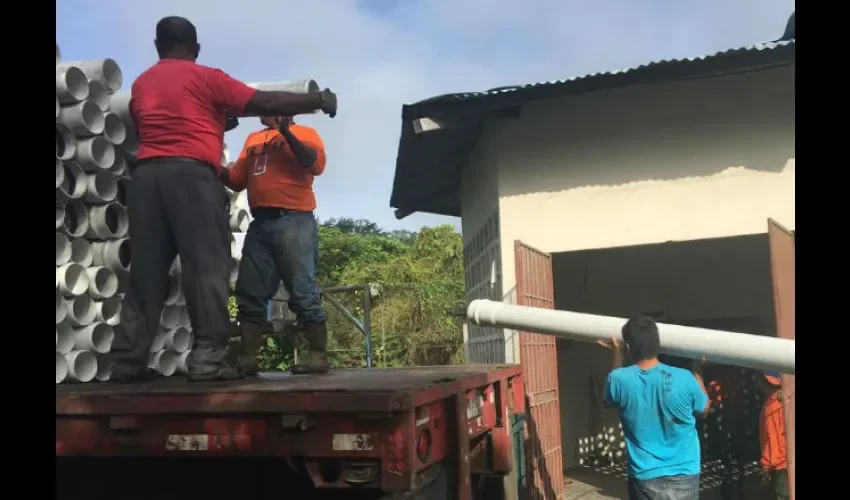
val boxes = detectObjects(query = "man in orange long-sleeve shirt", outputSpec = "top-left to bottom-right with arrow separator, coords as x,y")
220,116 -> 330,375
758,372 -> 788,500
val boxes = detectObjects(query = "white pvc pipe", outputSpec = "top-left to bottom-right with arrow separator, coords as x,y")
56,352 -> 69,384
55,232 -> 71,266
103,112 -> 127,146
56,66 -> 89,104
65,349 -> 98,383
73,322 -> 114,354
176,350 -> 191,375
94,297 -> 122,326
86,202 -> 129,240
151,328 -> 167,352
56,200 -> 65,230
165,277 -> 181,306
57,161 -> 87,201
177,306 -> 191,329
58,100 -> 105,137
56,291 -> 69,327
229,257 -> 240,285
229,209 -> 249,232
222,142 -> 230,166
86,266 -> 118,299
247,80 -> 319,93
87,80 -> 110,112
160,305 -> 181,329
466,300 -> 796,374
82,170 -> 117,203
55,123 -> 77,161
57,263 -> 90,297
149,350 -> 178,377
56,158 -> 65,189
64,294 -> 96,327
96,353 -> 112,381
91,238 -> 130,273
56,96 -> 60,119
69,238 -> 93,267
107,92 -> 132,124
76,136 -> 115,172
59,200 -> 89,239
162,326 -> 192,353
57,322 -> 75,353
169,257 -> 182,277
110,150 -> 127,176
60,59 -> 123,92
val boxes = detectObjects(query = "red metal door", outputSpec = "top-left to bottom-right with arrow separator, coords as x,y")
767,219 -> 795,500
514,241 -> 563,500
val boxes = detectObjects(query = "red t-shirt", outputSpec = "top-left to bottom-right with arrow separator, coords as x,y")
131,59 -> 256,173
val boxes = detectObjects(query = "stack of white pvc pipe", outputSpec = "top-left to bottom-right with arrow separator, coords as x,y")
56,50 -> 248,383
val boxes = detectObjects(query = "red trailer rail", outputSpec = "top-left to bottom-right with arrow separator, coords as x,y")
56,365 -> 524,500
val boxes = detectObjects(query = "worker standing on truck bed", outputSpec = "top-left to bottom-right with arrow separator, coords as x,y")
220,116 -> 330,375
598,316 -> 710,500
758,372 -> 788,500
111,16 -> 337,383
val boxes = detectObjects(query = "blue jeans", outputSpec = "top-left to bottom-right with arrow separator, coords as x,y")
628,474 -> 700,500
235,209 -> 327,325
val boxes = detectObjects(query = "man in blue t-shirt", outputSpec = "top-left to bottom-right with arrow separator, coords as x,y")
600,316 -> 710,500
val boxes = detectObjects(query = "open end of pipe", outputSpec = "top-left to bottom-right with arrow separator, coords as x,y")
55,232 -> 71,266
152,329 -> 167,352
165,278 -> 181,305
56,200 -> 65,230
56,352 -> 69,384
177,307 -> 191,329
177,350 -> 191,374
59,263 -> 90,297
90,267 -> 118,299
160,305 -> 180,329
86,136 -> 116,170
101,59 -> 124,92
62,66 -> 90,102
166,327 -> 192,352
62,200 -> 89,238
56,123 -> 77,160
96,354 -> 112,381
67,294 -> 96,326
56,158 -> 64,188
57,323 -> 75,353
150,350 -> 179,377
67,350 -> 98,382
60,161 -> 87,200
116,176 -> 131,206
110,151 -> 127,176
90,323 -> 115,353
87,80 -> 110,112
103,113 -> 127,145
103,203 -> 129,238
69,238 -> 93,267
96,297 -> 122,326
87,171 -> 118,202
56,290 -> 68,326
79,100 -> 106,135
117,239 -> 132,270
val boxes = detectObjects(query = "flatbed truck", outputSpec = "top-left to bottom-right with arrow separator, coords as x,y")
56,365 -> 527,500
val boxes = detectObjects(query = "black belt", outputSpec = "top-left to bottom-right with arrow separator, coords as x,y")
251,207 -> 312,219
135,157 -> 216,172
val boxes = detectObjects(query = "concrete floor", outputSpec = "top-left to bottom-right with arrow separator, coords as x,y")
563,460 -> 774,500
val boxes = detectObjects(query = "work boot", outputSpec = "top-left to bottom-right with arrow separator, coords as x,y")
187,347 -> 244,382
291,322 -> 330,375
239,321 -> 265,376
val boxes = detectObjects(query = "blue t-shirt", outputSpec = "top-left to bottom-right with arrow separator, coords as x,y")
604,363 -> 709,481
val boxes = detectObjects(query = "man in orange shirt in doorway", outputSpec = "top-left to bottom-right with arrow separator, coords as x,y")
220,116 -> 330,375
758,371 -> 788,500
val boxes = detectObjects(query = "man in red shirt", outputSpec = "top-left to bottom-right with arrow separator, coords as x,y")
221,116 -> 329,375
111,16 -> 338,382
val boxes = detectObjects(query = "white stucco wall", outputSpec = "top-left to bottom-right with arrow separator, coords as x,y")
487,64 -> 795,309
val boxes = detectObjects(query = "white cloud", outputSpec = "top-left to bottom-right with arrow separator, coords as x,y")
57,0 -> 793,231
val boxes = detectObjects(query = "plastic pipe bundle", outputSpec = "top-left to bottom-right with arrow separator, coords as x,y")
56,52 -> 247,384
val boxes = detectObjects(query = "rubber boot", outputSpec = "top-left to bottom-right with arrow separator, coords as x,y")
291,321 -> 330,375
239,321 -> 265,376
187,347 -> 244,382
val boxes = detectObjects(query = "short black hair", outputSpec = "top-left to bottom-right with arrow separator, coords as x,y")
155,16 -> 198,53
621,315 -> 661,362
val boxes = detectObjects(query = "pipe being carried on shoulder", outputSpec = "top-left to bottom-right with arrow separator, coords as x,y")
466,300 -> 795,374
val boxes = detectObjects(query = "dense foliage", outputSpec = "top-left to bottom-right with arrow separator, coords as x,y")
229,217 -> 465,371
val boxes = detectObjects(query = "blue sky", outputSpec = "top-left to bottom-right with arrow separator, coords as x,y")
57,0 -> 793,232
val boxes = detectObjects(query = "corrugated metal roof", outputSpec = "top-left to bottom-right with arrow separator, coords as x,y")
409,39 -> 794,110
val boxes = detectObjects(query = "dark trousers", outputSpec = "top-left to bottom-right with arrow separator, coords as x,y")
111,159 -> 232,375
627,474 -> 700,500
771,469 -> 789,500
235,208 -> 327,326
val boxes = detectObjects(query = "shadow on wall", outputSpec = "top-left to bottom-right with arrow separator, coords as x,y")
494,64 -> 795,198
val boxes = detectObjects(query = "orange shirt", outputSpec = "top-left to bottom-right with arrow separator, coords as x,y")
226,124 -> 326,211
758,392 -> 787,471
